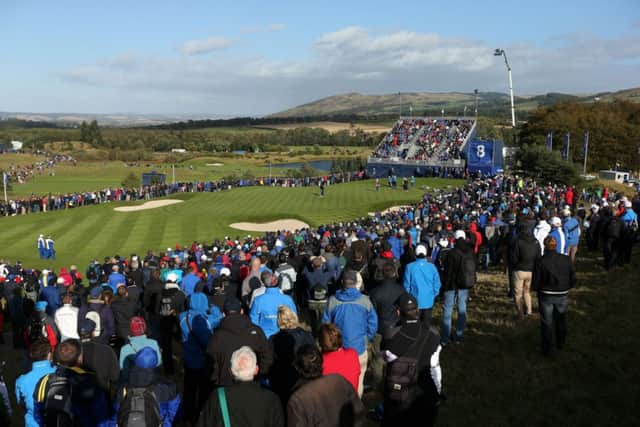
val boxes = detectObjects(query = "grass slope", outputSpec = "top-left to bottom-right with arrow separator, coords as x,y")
0,178 -> 461,269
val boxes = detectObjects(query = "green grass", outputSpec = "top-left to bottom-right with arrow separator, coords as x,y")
0,178 -> 460,269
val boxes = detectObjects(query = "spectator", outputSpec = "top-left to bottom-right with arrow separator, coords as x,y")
323,270 -> 377,397
119,316 -> 162,378
15,339 -> 56,427
78,318 -> 120,399
532,237 -> 576,355
54,293 -> 79,341
382,293 -> 442,427
287,344 -> 365,427
196,346 -> 284,427
251,271 -> 298,339
268,305 -> 315,406
319,323 -> 361,393
562,208 -> 581,263
403,244 -> 441,326
511,223 -> 541,319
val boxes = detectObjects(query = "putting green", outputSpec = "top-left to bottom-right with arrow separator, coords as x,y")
0,178 -> 462,270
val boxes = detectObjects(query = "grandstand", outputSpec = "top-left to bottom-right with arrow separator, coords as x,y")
367,117 -> 477,177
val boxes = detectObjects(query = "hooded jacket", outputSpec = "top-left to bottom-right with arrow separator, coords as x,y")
250,287 -> 297,338
207,313 -> 272,387
323,288 -> 378,355
562,216 -> 581,247
532,251 -> 576,294
115,366 -> 181,427
512,231 -> 541,272
403,257 -> 441,310
369,279 -> 405,333
548,227 -> 567,255
533,220 -> 551,255
179,292 -> 221,370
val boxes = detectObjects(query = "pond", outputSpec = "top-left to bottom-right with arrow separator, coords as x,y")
271,160 -> 334,171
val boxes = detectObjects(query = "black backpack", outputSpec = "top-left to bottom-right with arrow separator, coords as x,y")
159,289 -> 177,317
37,373 -> 74,427
459,252 -> 477,290
385,326 -> 429,403
27,315 -> 49,344
118,387 -> 161,427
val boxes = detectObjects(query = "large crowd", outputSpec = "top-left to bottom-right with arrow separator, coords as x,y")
0,171 -> 366,217
2,154 -> 76,185
0,174 -> 638,426
371,119 -> 474,162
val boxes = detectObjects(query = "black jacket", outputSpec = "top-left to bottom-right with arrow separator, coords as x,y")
143,278 -> 164,318
369,279 -> 405,333
512,234 -> 541,272
111,287 -> 141,339
196,381 -> 284,427
532,251 -> 576,294
268,327 -> 315,406
81,338 -> 120,396
441,239 -> 476,292
207,313 -> 272,387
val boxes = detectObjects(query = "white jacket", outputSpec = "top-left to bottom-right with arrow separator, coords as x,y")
533,221 -> 551,255
54,304 -> 79,341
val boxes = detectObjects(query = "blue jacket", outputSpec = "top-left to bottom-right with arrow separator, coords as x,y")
181,273 -> 200,298
119,335 -> 162,372
108,272 -> 126,293
39,286 -> 61,317
322,288 -> 378,355
250,288 -> 297,338
179,292 -> 221,369
115,366 -> 181,427
622,208 -> 638,227
16,360 -> 57,427
403,257 -> 441,309
562,217 -> 581,247
388,236 -> 404,260
548,228 -> 567,255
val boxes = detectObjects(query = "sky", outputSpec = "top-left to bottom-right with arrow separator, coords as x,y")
1,0 -> 639,115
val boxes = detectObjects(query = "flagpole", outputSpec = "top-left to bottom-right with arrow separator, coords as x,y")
566,132 -> 570,162
583,131 -> 589,174
3,172 -> 7,204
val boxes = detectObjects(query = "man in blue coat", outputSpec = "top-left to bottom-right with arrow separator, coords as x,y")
548,217 -> 567,255
15,339 -> 56,427
107,264 -> 126,293
403,244 -> 441,326
562,208 -> 581,263
250,271 -> 297,339
323,270 -> 378,397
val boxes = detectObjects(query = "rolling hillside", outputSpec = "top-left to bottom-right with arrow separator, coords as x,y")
270,88 -> 640,118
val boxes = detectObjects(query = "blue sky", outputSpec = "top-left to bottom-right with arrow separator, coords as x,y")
1,0 -> 639,115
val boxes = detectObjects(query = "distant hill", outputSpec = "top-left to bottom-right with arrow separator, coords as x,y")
270,88 -> 640,118
0,112 -> 231,127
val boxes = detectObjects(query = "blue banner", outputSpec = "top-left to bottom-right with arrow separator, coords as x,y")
562,132 -> 570,161
546,132 -> 553,151
467,140 -> 493,169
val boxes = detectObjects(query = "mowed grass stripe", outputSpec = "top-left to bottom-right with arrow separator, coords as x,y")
0,179 -> 462,268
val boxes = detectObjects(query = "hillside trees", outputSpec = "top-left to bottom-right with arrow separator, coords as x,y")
519,101 -> 640,171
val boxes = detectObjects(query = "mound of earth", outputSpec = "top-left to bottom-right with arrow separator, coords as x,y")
113,199 -> 184,212
230,219 -> 310,232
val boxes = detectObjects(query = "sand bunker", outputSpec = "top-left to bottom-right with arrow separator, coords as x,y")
368,205 -> 412,216
230,219 -> 310,232
206,163 -> 224,166
114,199 -> 184,212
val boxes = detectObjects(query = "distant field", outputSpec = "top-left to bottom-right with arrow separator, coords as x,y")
254,121 -> 391,133
1,148 -> 372,197
0,177 -> 461,268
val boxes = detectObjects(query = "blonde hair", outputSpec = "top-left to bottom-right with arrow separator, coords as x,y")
277,305 -> 299,330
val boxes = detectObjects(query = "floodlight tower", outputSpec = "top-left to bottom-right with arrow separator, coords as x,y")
494,48 -> 516,128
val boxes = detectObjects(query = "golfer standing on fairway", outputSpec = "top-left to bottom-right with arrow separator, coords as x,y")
37,234 -> 46,259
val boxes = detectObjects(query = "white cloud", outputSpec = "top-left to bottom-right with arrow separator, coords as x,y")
179,36 -> 233,55
55,27 -> 640,115
240,23 -> 286,34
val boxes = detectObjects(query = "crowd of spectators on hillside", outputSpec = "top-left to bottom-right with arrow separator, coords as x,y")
0,173 -> 638,426
2,154 -> 76,185
371,118 -> 474,162
0,170 -> 366,217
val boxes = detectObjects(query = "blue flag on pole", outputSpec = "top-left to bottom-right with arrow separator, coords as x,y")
546,132 -> 553,151
562,132 -> 570,160
583,131 -> 589,157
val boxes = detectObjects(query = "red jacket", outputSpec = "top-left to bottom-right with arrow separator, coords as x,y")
322,348 -> 361,393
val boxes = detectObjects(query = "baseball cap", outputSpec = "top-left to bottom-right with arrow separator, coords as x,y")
223,297 -> 242,313
220,267 -> 231,276
438,238 -> 449,248
550,217 -> 562,227
135,347 -> 158,369
166,272 -> 178,283
89,286 -> 103,298
454,230 -> 466,240
129,316 -> 146,337
415,244 -> 427,257
396,293 -> 418,314
78,318 -> 96,335
342,270 -> 358,285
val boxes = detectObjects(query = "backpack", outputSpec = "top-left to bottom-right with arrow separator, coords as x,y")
277,271 -> 294,293
606,216 -> 622,239
37,373 -> 74,427
459,252 -> 477,290
309,282 -> 328,301
85,307 -> 102,337
117,387 -> 161,427
27,315 -> 54,346
385,326 -> 429,403
626,218 -> 638,234
159,290 -> 177,317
